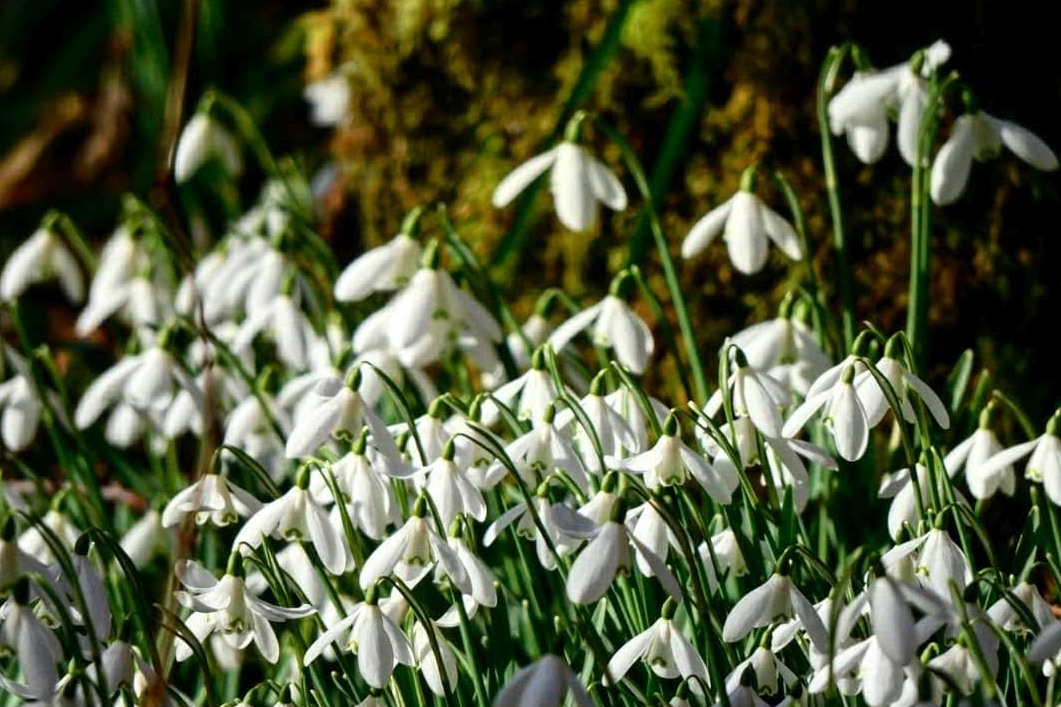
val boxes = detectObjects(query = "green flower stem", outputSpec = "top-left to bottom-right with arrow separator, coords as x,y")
594,117 -> 709,406
906,73 -> 956,370
817,45 -> 857,352
772,170 -> 830,353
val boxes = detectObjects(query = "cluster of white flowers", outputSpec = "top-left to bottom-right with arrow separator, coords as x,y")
1,33 -> 1059,707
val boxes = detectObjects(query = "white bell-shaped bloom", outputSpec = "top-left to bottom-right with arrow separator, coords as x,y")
492,141 -> 627,232
161,472 -> 262,528
411,619 -> 459,696
234,478 -> 350,575
730,313 -> 829,396
931,109 -> 1058,205
721,572 -> 829,652
682,189 -> 803,275
174,113 -> 243,183
945,424 -> 1013,500
828,40 -> 951,165
975,412 -> 1061,505
698,528 -> 747,594
706,350 -> 790,439
303,596 -> 414,687
563,517 -> 680,605
359,511 -> 468,592
548,294 -> 654,374
605,610 -> 708,689
335,231 -> 422,302
783,363 -> 869,462
1,227 -> 83,303
174,558 -> 314,664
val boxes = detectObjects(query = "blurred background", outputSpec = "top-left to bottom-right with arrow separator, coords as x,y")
1,0 -> 1058,423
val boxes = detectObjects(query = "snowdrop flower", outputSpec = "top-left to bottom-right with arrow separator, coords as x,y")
616,414 -> 737,501
722,570 -> 829,652
827,40 -> 951,165
234,467 -> 350,575
730,302 -> 829,396
1030,621 -> 1061,675
161,472 -> 262,528
357,243 -> 502,367
882,527 -> 972,598
334,213 -> 423,301
411,619 -> 459,696
492,116 -> 627,232
284,368 -> 397,459
174,112 -> 242,183
484,403 -> 590,492
484,495 -> 574,571
304,72 -> 352,127
931,104 -> 1058,205
783,363 -> 869,461
310,441 -> 401,540
725,646 -> 797,696
492,654 -> 594,707
303,588 -> 414,688
944,403 -> 1013,499
707,347 -> 789,438
605,601 -> 708,689
548,279 -> 654,374
698,528 -> 747,594
0,351 -> 45,452
562,508 -> 681,605
555,375 -> 639,470
74,342 -> 200,430
856,336 -> 950,431
358,499 -> 468,592
681,169 -> 803,275
232,291 -> 317,370
17,507 -> 80,565
0,580 -> 63,699
174,556 -> 314,664
988,581 -> 1055,635
439,535 -> 497,614
480,349 -> 569,425
1,225 -> 83,303
975,409 -> 1061,505
415,440 -> 487,526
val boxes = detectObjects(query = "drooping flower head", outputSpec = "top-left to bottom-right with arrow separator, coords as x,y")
492,112 -> 627,233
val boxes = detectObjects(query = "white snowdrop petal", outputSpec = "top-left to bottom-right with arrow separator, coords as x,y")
725,193 -> 769,274
605,627 -> 654,685
931,117 -> 975,205
566,522 -> 623,604
586,155 -> 627,211
681,196 -> 734,259
492,148 -> 559,208
760,205 -> 803,261
551,143 -> 595,232
829,384 -> 868,461
997,118 -> 1059,171
870,577 -> 915,665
